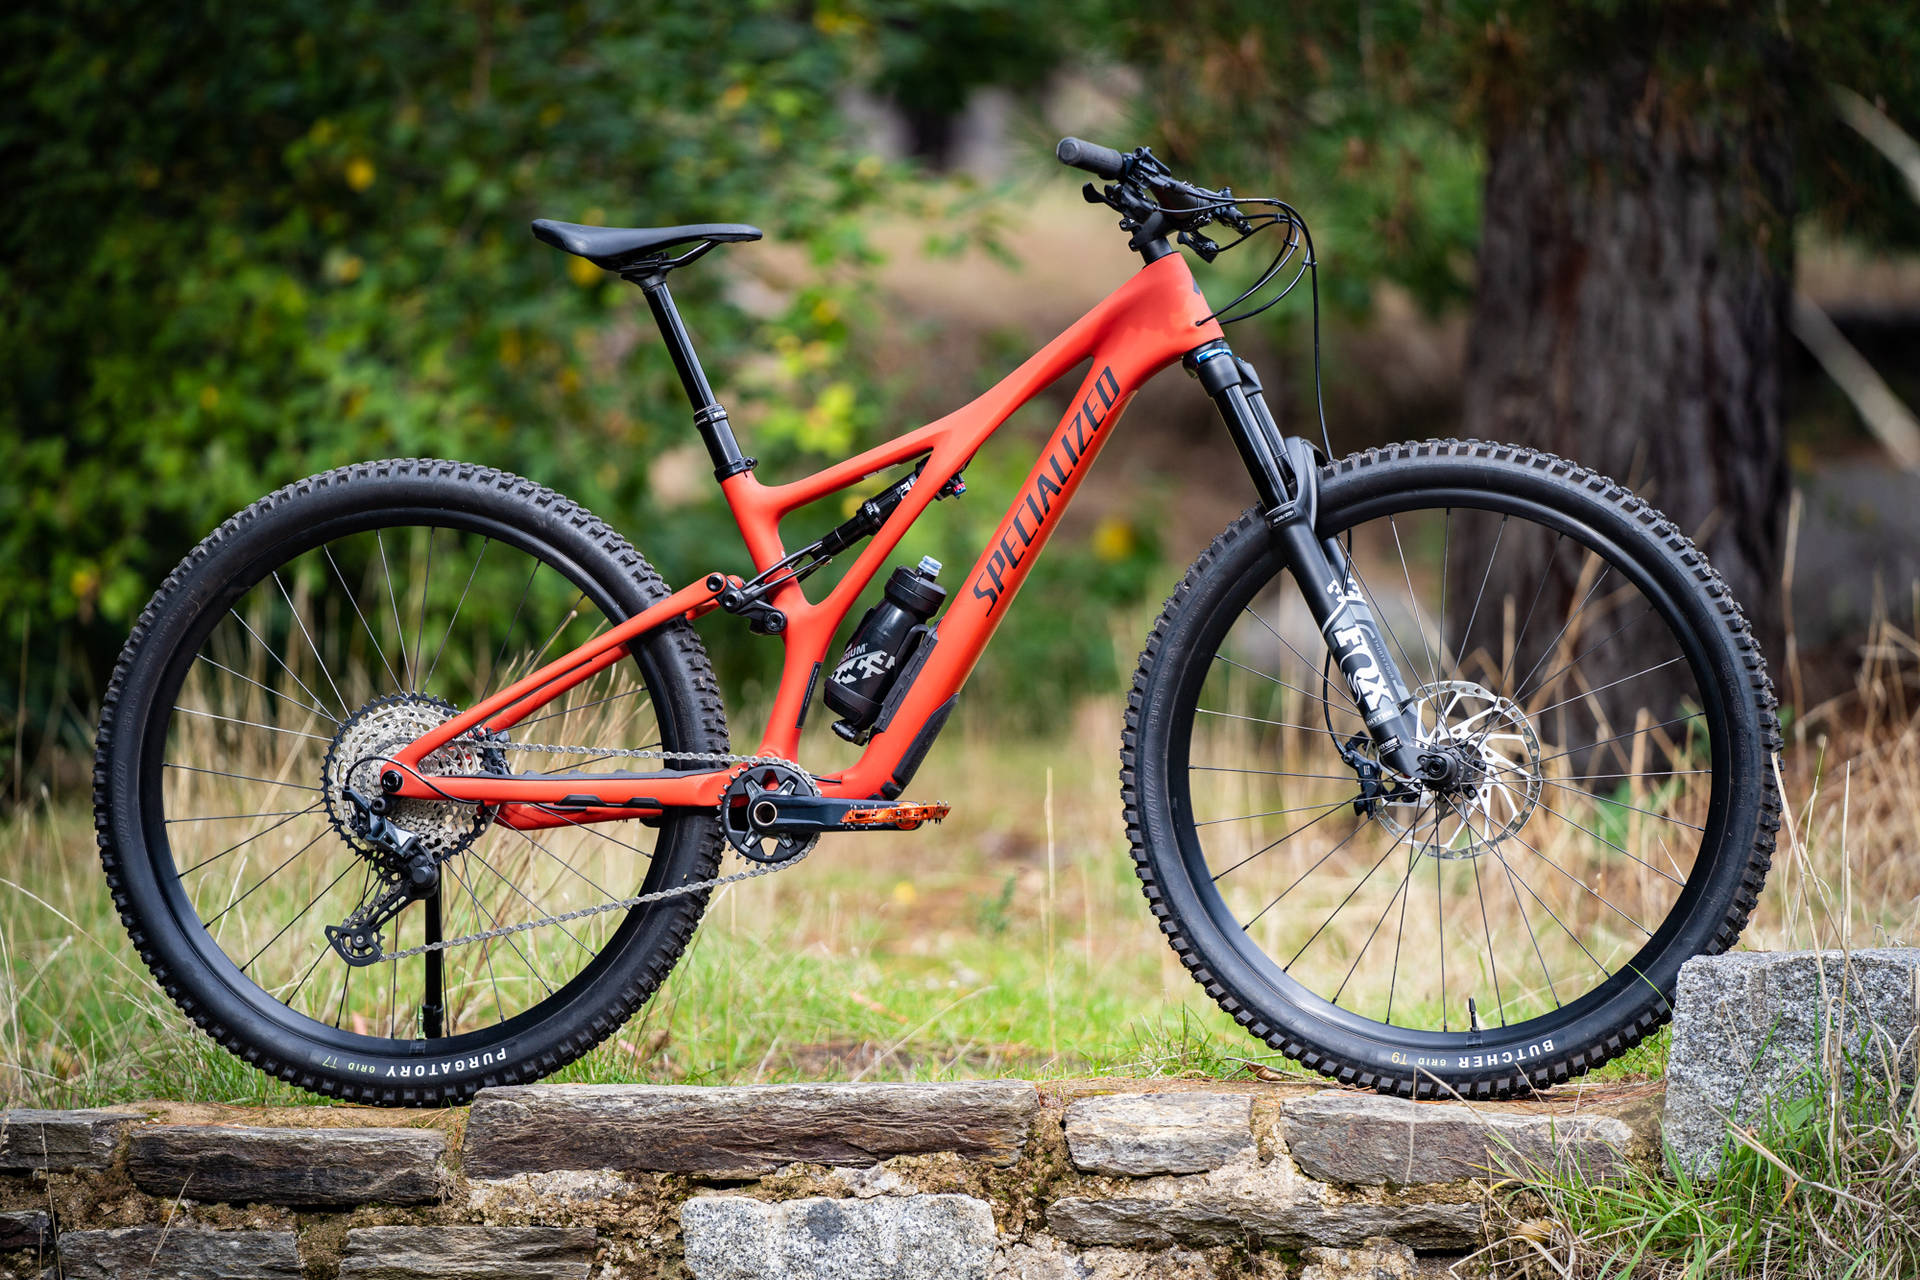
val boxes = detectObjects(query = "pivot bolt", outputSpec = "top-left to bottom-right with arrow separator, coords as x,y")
381,769 -> 404,793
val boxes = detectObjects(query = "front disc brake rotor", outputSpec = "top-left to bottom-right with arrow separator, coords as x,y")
1377,680 -> 1542,859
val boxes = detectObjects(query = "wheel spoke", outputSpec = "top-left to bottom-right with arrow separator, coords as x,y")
1288,800 -> 1428,971
1527,656 -> 1686,721
1496,531 -> 1562,690
196,655 -> 338,724
325,544 -> 402,691
377,531 -> 411,690
1517,602 -> 1655,705
1386,514 -> 1440,687
204,825 -> 331,928
273,569 -> 349,719
1454,513 -> 1508,671
174,706 -> 331,742
176,803 -> 325,877
227,612 -> 341,723
1209,798 -> 1354,882
424,537 -> 487,691
1243,814 -> 1372,928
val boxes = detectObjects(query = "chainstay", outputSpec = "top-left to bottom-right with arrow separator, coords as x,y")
376,739 -> 808,961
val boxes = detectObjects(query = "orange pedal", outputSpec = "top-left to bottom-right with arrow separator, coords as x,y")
840,801 -> 951,831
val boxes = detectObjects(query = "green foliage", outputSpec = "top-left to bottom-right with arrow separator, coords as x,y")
0,0 -> 1178,777
1108,0 -> 1920,319
0,2 -> 880,704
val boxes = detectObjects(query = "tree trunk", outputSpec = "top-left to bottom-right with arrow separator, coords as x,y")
1457,37 -> 1794,713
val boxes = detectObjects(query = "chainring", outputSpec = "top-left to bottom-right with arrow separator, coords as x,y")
720,760 -> 821,864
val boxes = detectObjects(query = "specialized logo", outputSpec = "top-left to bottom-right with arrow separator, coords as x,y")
971,366 -> 1120,611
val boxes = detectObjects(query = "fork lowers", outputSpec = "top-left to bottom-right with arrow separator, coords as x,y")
1186,339 -> 1426,780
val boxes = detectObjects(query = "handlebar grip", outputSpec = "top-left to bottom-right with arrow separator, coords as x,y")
1056,137 -> 1128,180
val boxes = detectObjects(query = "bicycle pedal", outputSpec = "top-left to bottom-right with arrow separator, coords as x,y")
838,801 -> 950,832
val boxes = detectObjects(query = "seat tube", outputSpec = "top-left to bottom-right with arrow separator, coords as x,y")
637,278 -> 754,479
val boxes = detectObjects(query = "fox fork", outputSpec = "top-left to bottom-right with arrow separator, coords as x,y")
1185,340 -> 1427,784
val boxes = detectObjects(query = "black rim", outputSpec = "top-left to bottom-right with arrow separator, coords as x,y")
130,503 -> 690,1060
1163,480 -> 1734,1059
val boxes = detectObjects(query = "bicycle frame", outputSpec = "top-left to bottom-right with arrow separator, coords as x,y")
384,252 -> 1229,824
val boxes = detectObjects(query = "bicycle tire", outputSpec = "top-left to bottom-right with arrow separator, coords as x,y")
93,459 -> 729,1105
1123,439 -> 1780,1098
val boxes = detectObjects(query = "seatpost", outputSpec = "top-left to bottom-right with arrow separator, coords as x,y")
633,276 -> 755,480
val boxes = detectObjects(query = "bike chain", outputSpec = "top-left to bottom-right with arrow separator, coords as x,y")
375,737 -> 809,962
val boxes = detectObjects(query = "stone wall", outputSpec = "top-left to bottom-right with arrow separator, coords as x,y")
0,1080 -> 1656,1280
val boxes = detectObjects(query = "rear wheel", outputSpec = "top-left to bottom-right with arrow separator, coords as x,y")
93,459 -> 728,1105
1124,440 -> 1779,1098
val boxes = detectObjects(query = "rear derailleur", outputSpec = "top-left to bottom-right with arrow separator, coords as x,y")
325,787 -> 443,968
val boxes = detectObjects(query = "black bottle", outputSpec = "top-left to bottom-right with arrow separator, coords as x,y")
825,556 -> 946,737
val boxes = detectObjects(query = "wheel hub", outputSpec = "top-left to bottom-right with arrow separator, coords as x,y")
1377,680 -> 1541,860
322,693 -> 503,864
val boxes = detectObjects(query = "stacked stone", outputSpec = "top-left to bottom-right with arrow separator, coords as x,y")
0,1081 -> 1642,1279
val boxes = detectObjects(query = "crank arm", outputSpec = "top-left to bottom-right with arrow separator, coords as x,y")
750,792 -> 949,835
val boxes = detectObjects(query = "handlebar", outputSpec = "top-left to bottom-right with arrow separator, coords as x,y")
1055,136 -> 1128,180
1056,136 -> 1244,237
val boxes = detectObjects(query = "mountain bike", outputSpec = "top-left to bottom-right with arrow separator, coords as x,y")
93,138 -> 1779,1105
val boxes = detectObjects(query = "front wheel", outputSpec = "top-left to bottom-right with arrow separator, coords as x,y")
1124,440 -> 1779,1098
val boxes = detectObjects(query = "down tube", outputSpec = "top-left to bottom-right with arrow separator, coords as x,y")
840,361 -> 1134,797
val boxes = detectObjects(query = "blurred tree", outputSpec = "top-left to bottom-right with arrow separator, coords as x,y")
862,0 -> 1073,167
1115,1 -> 1920,693
0,0 -> 1177,793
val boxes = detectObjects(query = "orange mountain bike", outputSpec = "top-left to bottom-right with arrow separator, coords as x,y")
95,139 -> 1778,1104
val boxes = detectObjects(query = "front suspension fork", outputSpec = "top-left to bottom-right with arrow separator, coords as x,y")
1187,341 -> 1426,781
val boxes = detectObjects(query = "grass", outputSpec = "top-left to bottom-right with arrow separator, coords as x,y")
4,591 -> 1917,1112
1472,609 -> 1920,1280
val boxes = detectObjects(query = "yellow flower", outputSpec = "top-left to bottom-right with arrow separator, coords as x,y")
718,84 -> 749,112
68,565 -> 100,603
890,880 -> 917,907
198,384 -> 220,411
567,255 -> 601,287
344,157 -> 376,191
1091,516 -> 1136,563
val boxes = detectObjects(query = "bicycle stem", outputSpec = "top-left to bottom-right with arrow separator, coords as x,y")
1185,340 -> 1427,781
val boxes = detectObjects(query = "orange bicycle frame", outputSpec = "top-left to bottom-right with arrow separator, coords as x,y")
386,253 -> 1224,822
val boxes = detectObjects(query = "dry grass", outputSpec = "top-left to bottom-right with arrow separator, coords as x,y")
0,551 -> 1915,1125
1470,608 -> 1920,1280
